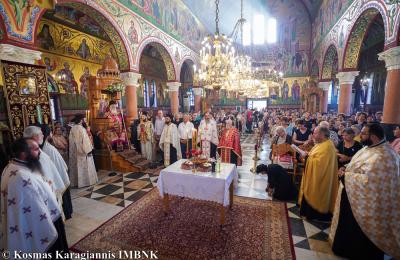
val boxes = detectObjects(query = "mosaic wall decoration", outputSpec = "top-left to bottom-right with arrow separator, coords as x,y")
37,53 -> 102,97
321,45 -> 338,80
311,60 -> 320,79
1,60 -> 51,139
139,53 -> 168,79
43,6 -> 110,41
110,0 -> 209,51
343,9 -> 380,69
312,0 -> 399,73
94,0 -> 199,80
239,0 -> 312,77
0,1 -> 49,43
59,2 -> 131,71
312,0 -> 354,51
37,19 -> 117,65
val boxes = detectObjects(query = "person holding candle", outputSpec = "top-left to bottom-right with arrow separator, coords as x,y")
178,114 -> 195,159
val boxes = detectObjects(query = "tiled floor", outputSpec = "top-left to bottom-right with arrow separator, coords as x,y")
65,133 -> 344,259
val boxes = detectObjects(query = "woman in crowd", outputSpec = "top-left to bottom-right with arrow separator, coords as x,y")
336,128 -> 363,170
292,119 -> 312,146
390,125 -> 400,154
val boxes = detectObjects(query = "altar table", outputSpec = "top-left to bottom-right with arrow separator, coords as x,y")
157,159 -> 238,225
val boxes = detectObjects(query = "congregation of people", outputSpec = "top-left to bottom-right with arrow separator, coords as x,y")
1,105 -> 399,259
259,108 -> 399,259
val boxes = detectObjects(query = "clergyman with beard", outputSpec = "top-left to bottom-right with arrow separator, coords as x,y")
0,138 -> 69,254
329,123 -> 400,259
159,113 -> 182,167
23,126 -> 69,208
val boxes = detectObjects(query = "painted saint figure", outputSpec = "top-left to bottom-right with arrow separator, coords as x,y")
79,67 -> 90,98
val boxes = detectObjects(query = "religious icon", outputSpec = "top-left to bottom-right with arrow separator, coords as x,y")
37,24 -> 55,50
56,62 -> 78,94
18,75 -> 37,95
76,38 -> 91,59
128,20 -> 138,44
79,67 -> 91,98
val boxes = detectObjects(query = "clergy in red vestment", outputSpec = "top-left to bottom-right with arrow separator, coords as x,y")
218,117 -> 242,166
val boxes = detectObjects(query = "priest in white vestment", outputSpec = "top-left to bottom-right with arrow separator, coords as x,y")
23,126 -> 69,203
0,138 -> 69,255
198,112 -> 219,158
68,114 -> 98,188
40,124 -> 73,219
160,114 -> 182,166
137,112 -> 153,161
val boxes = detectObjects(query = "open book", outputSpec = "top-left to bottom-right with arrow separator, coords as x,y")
290,144 -> 307,157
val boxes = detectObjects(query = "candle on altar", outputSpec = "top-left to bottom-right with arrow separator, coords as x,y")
186,129 -> 189,154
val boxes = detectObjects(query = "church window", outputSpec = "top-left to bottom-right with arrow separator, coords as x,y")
144,79 -> 150,108
253,15 -> 265,45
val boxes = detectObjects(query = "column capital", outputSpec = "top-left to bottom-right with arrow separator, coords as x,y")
318,81 -> 331,91
167,81 -> 181,92
121,72 -> 141,86
0,44 -> 41,64
336,71 -> 359,85
192,87 -> 203,96
378,46 -> 400,71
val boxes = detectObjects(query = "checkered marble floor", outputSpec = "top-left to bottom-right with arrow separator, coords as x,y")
68,134 -> 343,259
238,133 -> 343,259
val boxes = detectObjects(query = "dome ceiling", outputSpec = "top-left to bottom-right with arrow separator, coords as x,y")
182,0 -> 323,36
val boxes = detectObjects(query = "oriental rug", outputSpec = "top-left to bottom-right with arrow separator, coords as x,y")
71,189 -> 295,259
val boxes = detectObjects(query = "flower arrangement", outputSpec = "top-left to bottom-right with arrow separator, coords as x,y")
105,82 -> 125,93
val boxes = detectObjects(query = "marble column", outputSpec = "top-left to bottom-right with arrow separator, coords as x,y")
193,87 -> 203,113
167,82 -> 181,115
336,71 -> 359,115
378,46 -> 400,125
319,81 -> 331,113
0,44 -> 42,64
122,72 -> 141,123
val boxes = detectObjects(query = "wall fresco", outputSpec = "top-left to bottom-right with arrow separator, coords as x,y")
114,0 -> 209,51
312,0 -> 399,73
244,0 -> 311,77
95,0 -> 200,79
37,19 -> 117,65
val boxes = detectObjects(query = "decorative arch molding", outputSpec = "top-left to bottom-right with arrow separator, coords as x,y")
342,4 -> 387,69
321,44 -> 338,80
136,37 -> 177,81
52,0 -> 133,71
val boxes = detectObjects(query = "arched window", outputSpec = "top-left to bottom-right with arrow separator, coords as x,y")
144,79 -> 150,108
151,80 -> 157,107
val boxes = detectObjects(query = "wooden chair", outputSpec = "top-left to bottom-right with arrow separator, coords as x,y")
271,143 -> 297,183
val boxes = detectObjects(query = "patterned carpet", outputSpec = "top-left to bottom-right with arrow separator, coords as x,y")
73,133 -> 338,258
71,189 -> 295,259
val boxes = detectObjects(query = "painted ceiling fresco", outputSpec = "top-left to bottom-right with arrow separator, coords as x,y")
115,0 -> 209,51
43,6 -> 110,41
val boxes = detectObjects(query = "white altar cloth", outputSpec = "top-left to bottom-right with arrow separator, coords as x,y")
157,159 -> 238,207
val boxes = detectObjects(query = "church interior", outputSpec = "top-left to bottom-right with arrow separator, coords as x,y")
0,0 -> 399,259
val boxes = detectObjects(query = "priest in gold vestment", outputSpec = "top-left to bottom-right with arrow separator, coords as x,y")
218,117 -> 242,166
298,126 -> 338,221
329,123 -> 400,259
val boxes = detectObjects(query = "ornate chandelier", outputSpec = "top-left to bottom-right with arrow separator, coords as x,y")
228,0 -> 253,92
194,0 -> 236,91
